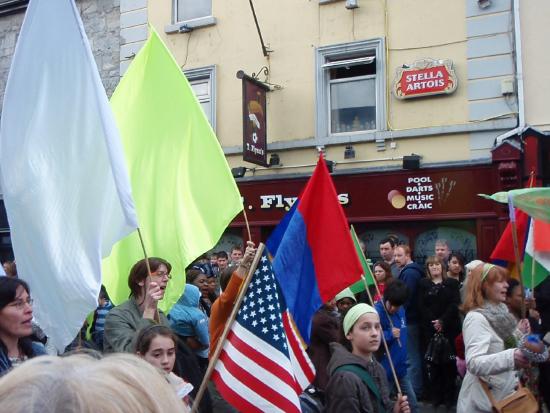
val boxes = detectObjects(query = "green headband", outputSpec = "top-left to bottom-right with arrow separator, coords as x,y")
481,263 -> 495,281
343,303 -> 377,335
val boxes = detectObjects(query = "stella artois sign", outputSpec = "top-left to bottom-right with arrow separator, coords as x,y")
392,58 -> 457,99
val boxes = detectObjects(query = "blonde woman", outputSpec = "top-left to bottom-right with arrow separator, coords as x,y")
457,263 -> 530,413
0,353 -> 186,412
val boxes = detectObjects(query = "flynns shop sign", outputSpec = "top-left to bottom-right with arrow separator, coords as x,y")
392,58 -> 457,99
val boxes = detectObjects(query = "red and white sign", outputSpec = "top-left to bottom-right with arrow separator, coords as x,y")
393,58 -> 457,99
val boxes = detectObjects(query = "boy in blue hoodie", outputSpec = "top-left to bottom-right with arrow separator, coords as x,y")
375,280 -> 418,413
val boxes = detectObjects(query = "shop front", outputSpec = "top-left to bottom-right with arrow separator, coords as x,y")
222,164 -> 505,265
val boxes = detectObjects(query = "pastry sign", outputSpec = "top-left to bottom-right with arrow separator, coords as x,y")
393,58 -> 457,99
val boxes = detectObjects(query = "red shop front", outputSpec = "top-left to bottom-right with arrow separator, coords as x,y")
218,163 -> 507,265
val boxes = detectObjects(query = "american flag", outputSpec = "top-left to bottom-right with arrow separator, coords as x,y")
212,250 -> 316,412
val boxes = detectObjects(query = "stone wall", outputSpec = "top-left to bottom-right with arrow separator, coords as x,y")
0,0 -> 121,111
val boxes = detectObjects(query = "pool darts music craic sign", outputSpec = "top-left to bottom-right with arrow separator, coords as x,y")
392,58 -> 457,99
241,73 -> 269,167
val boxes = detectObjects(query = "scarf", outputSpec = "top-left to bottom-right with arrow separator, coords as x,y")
475,302 -> 518,349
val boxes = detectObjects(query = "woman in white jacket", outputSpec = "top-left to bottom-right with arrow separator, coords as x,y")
457,263 -> 530,413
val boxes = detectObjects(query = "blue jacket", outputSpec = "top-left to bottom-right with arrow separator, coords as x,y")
169,284 -> 209,358
0,341 -> 47,376
374,301 -> 408,380
398,262 -> 424,324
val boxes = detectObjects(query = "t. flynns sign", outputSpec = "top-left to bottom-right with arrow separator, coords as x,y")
392,58 -> 457,99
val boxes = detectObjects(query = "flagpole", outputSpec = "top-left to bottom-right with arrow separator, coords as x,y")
137,227 -> 159,320
351,225 -> 401,347
508,197 -> 527,318
360,274 -> 402,395
190,243 -> 265,413
242,208 -> 252,242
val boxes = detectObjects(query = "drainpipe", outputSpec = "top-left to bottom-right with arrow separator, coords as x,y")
495,0 -> 525,145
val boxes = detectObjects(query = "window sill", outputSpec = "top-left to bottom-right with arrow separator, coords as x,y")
165,16 -> 217,34
319,0 -> 344,4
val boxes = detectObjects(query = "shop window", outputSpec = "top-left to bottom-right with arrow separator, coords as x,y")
359,229 -> 409,264
184,66 -> 216,131
414,226 -> 477,265
211,230 -> 243,256
316,39 -> 386,138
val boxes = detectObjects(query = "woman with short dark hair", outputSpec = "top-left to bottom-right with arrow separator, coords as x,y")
0,277 -> 46,376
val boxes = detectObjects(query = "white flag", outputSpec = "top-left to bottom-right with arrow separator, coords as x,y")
0,0 -> 138,351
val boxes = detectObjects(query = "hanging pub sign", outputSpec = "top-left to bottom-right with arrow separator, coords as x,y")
392,58 -> 457,99
238,70 -> 269,167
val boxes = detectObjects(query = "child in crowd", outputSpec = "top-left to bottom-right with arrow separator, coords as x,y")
135,325 -> 193,409
325,303 -> 410,413
90,285 -> 113,351
168,284 -> 210,371
375,280 -> 418,413
334,288 -> 357,316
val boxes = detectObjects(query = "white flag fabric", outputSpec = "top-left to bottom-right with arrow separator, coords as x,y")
0,0 -> 138,351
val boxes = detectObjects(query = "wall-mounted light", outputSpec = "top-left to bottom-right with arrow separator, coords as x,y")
402,154 -> 421,170
325,160 -> 335,173
231,167 -> 255,178
345,0 -> 359,9
477,0 -> 491,9
269,153 -> 280,167
344,145 -> 355,159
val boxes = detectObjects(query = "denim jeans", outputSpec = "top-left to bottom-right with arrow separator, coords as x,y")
406,323 -> 423,398
394,375 -> 418,413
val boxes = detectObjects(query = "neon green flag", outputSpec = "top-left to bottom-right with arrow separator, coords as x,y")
349,226 -> 375,294
102,26 -> 243,311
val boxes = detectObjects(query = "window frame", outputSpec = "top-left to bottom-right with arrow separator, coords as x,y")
315,39 -> 386,140
0,0 -> 28,16
166,0 -> 216,33
184,65 -> 217,132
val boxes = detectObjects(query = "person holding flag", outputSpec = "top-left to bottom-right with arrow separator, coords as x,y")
325,303 -> 410,413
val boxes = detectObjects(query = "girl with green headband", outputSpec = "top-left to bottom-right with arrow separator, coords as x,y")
457,263 -> 532,413
325,303 -> 410,413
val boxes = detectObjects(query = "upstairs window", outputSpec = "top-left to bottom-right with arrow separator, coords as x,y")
316,39 -> 386,138
175,0 -> 211,23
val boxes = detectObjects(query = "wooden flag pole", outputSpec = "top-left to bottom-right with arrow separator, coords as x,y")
242,208 -> 252,242
360,274 -> 402,395
509,206 -> 527,318
136,227 -> 160,321
190,243 -> 265,413
351,225 -> 401,347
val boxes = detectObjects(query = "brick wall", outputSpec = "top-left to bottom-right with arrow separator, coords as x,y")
0,0 -> 121,112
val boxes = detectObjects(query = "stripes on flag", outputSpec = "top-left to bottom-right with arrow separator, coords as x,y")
212,251 -> 315,412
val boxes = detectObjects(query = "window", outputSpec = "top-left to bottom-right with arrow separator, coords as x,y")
184,66 -> 216,131
0,0 -> 28,16
316,39 -> 386,138
174,0 -> 211,23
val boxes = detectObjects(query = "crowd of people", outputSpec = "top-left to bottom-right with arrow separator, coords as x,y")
0,239 -> 549,413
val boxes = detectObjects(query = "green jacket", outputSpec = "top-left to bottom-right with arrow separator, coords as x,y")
103,298 -> 169,353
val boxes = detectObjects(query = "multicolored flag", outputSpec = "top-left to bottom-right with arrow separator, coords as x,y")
489,208 -> 530,276
212,249 -> 315,413
102,27 -> 243,311
0,0 -> 138,351
349,226 -> 374,295
523,219 -> 550,288
480,187 -> 550,224
267,155 -> 363,343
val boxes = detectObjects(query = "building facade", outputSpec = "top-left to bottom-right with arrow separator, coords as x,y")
147,0 -> 532,262
0,0 -> 548,264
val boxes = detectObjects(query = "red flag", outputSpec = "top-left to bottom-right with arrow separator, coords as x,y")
534,219 -> 550,252
490,208 -> 529,264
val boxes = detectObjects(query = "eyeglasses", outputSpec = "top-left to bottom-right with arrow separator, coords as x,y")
151,271 -> 172,280
8,297 -> 34,309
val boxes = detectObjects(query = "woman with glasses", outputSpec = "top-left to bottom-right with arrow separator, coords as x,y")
103,258 -> 212,412
104,257 -> 173,353
0,277 -> 46,376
